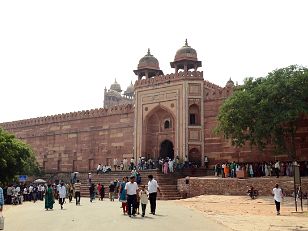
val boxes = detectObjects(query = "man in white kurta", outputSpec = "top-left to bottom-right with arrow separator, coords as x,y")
58,183 -> 67,210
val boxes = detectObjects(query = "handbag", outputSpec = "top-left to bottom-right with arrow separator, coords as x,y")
0,216 -> 4,230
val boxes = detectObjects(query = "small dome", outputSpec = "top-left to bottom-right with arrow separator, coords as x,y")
137,49 -> 160,70
124,81 -> 134,95
174,39 -> 198,62
226,78 -> 234,87
110,79 -> 122,92
106,89 -> 121,99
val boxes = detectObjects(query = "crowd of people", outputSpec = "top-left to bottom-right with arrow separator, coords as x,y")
0,177 -> 296,221
1,184 -> 46,205
214,161 -> 308,178
96,157 -> 158,174
96,155 -> 197,175
85,174 -> 161,217
0,172 -> 161,219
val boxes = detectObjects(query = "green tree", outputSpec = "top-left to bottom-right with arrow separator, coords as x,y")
216,65 -> 308,160
0,127 -> 40,184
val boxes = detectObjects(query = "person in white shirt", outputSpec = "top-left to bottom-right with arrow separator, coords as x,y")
139,185 -> 148,217
272,184 -> 283,215
123,158 -> 128,171
37,185 -> 42,200
274,161 -> 280,178
96,164 -> 101,174
113,158 -> 118,171
125,176 -> 138,217
221,164 -> 226,178
168,159 -> 174,173
58,182 -> 67,210
147,175 -> 161,215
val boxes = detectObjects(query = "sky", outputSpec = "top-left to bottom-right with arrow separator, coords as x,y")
1,0 -> 307,123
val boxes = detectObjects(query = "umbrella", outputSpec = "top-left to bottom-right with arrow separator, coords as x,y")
33,179 -> 46,184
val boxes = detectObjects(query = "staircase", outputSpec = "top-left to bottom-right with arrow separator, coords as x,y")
78,168 -> 207,200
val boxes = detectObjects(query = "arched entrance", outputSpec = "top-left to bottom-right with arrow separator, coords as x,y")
144,106 -> 175,160
160,140 -> 174,159
189,148 -> 201,167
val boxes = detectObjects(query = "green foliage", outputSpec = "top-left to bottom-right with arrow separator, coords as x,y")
216,65 -> 308,159
0,127 -> 40,184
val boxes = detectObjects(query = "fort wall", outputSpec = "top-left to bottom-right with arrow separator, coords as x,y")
0,104 -> 134,172
1,74 -> 308,173
203,83 -> 308,164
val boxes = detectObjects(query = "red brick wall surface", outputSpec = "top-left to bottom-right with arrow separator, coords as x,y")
1,105 -> 134,172
177,177 -> 308,197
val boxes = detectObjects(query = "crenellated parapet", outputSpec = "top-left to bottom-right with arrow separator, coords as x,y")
0,104 -> 134,129
134,71 -> 203,89
204,81 -> 234,101
203,80 -> 223,90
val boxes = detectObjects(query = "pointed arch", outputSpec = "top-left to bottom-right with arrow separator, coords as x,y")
143,105 -> 176,160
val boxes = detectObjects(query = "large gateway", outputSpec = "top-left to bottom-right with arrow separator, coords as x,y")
1,40 -> 308,172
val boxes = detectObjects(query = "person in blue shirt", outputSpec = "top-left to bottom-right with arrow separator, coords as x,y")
0,186 -> 4,212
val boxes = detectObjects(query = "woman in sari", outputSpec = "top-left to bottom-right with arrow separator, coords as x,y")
68,184 -> 74,203
45,184 -> 54,210
119,177 -> 128,215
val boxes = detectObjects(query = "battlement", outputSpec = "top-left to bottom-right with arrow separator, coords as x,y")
203,80 -> 223,90
0,104 -> 134,129
134,71 -> 203,89
204,84 -> 234,100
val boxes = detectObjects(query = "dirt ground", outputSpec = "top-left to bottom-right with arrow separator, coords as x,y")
176,195 -> 308,231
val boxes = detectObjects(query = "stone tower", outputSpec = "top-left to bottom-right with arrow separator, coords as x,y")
104,79 -> 134,108
133,41 -> 205,165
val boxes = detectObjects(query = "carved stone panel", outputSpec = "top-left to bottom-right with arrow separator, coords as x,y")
188,83 -> 201,96
188,129 -> 201,142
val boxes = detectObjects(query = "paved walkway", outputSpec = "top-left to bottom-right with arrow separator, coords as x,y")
3,199 -> 228,231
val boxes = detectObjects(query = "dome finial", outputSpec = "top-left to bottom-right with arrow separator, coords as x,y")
226,77 -> 234,87
185,39 -> 188,46
147,48 -> 151,55
114,78 -> 117,83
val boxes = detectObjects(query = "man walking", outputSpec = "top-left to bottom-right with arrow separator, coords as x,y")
272,183 -> 283,215
148,174 -> 161,215
6,185 -> 13,204
125,176 -> 138,217
58,182 -> 67,209
74,180 -> 81,205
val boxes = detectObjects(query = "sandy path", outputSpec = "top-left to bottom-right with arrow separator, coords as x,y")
176,195 -> 308,231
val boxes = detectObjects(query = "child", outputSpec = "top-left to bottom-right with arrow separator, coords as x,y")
136,190 -> 140,215
139,185 -> 148,217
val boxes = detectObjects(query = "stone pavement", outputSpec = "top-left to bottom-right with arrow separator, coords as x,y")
3,198 -> 228,231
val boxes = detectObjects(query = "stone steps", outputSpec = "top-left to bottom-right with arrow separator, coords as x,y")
47,168 -> 208,200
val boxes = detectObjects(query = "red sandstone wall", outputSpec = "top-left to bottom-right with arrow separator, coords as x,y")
0,105 -> 134,172
1,78 -> 307,173
203,82 -> 308,164
177,177 -> 308,197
